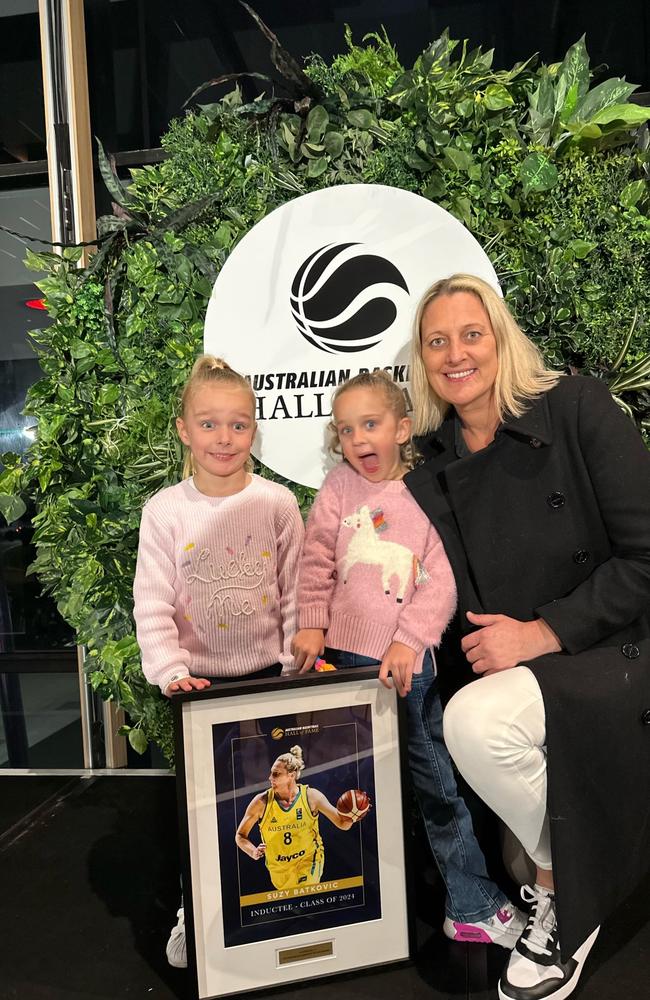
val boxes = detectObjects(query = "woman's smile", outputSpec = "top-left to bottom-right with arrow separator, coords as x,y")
443,368 -> 478,380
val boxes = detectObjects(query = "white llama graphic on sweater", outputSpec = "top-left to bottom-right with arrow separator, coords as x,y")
341,505 -> 417,603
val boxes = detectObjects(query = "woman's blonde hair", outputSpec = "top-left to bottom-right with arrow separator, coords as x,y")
410,273 -> 560,434
327,370 -> 414,469
275,745 -> 305,778
179,354 -> 256,478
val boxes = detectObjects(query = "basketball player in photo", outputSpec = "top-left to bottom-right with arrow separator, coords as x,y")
235,745 -> 370,891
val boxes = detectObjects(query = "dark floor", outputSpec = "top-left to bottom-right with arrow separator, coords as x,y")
1,776 -> 648,1000
0,775 -> 75,836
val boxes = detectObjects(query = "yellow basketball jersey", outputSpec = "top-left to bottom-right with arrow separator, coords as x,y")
259,784 -> 325,890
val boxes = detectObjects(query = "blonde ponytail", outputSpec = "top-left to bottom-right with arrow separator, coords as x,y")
276,745 -> 305,777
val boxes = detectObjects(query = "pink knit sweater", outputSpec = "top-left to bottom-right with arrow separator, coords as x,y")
298,463 -> 457,669
133,476 -> 304,692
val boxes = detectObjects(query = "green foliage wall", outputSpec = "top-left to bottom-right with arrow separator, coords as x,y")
1,27 -> 649,761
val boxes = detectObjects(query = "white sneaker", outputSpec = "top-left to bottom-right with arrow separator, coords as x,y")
166,907 -> 187,969
443,901 -> 528,948
498,884 -> 600,1000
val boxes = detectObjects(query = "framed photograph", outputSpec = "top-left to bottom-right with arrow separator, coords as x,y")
173,669 -> 414,999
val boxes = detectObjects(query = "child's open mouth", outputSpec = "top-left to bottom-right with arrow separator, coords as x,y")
359,453 -> 380,474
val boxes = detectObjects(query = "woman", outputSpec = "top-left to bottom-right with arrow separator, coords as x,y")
235,745 -> 368,890
405,273 -> 650,1000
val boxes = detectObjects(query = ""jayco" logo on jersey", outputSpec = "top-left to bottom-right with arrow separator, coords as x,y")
276,849 -> 306,862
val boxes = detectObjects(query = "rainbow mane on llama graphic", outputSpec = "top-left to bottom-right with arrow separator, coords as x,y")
370,508 -> 388,533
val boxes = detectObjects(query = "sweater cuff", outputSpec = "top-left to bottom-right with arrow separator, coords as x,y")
157,666 -> 190,695
392,627 -> 426,655
298,606 -> 330,630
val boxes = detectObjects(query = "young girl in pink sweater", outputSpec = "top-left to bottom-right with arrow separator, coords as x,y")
133,354 -> 303,965
292,371 -> 525,947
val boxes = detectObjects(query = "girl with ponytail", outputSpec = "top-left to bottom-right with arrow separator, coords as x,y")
133,354 -> 304,966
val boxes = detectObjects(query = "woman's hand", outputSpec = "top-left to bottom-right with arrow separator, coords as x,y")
165,675 -> 211,696
291,628 -> 325,672
462,612 -> 562,674
379,641 -> 416,697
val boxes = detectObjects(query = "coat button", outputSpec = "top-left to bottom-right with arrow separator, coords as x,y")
621,643 -> 640,659
641,709 -> 650,725
530,437 -> 542,448
547,492 -> 566,509
573,549 -> 589,564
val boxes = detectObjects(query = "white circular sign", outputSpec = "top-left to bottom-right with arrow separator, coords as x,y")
205,184 -> 499,489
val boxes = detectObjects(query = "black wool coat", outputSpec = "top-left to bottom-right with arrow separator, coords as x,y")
405,375 -> 650,956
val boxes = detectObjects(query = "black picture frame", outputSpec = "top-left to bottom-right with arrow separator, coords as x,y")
173,667 -> 415,999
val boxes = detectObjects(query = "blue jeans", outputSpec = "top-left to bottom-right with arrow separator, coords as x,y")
325,647 -> 509,922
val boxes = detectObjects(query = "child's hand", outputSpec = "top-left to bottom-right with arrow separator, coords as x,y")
378,642 -> 416,698
165,676 -> 211,697
291,629 -> 325,672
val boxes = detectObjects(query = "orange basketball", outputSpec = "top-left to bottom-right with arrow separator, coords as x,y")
336,788 -> 371,820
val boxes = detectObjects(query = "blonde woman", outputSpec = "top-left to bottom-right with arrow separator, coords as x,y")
235,746 -> 367,890
406,273 -> 650,1000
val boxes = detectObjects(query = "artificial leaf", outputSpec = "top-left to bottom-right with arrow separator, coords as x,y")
530,68 -> 556,118
451,195 -> 472,227
443,147 -> 474,171
96,139 -> 131,210
555,35 -> 590,111
568,239 -> 597,259
0,493 -> 27,525
620,180 -> 647,209
571,78 -> 638,122
387,70 -> 415,106
423,174 -> 446,198
527,107 -> 554,146
323,131 -> 345,158
455,98 -> 474,118
239,2 -> 316,97
559,82 -> 580,121
347,109 -> 376,129
128,728 -> 148,754
307,105 -> 329,141
182,72 -> 270,109
420,30 -> 456,74
519,152 -> 559,195
565,121 -> 602,140
162,193 -> 224,233
590,103 -> 650,128
306,156 -> 328,178
484,84 -> 514,111
301,141 -> 325,158
404,150 -> 433,172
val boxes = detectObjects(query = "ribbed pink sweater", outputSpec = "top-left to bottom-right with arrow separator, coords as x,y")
133,476 -> 304,692
298,463 -> 457,669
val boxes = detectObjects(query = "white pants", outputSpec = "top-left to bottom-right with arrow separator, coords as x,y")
443,666 -> 552,871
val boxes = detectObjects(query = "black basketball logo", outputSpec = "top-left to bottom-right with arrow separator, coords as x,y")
290,243 -> 409,354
